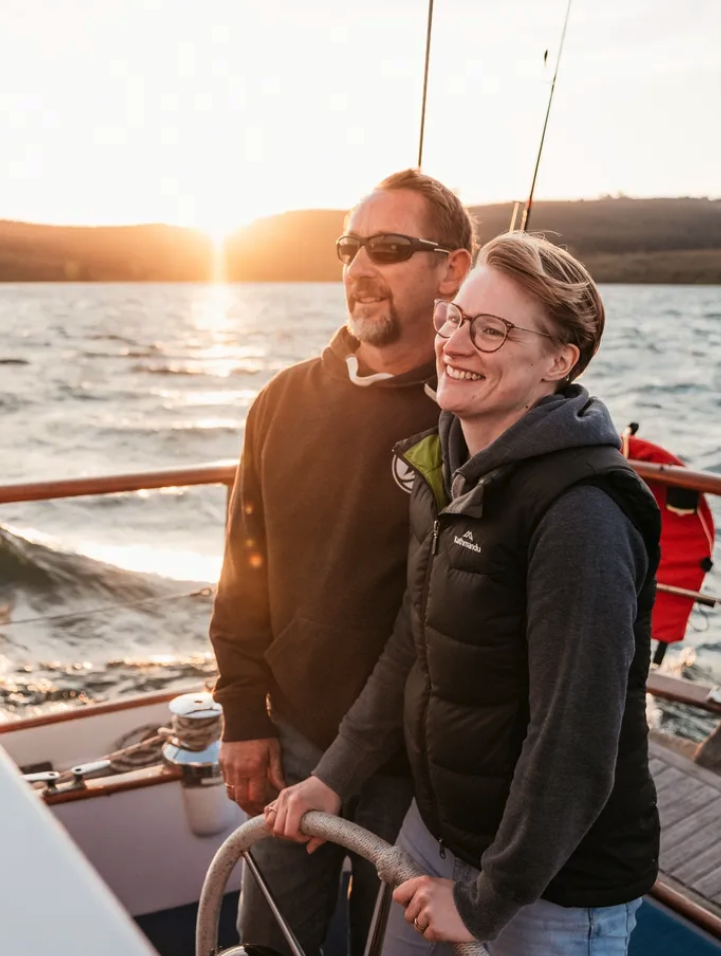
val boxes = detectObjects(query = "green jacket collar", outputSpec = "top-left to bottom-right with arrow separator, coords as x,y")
396,429 -> 449,511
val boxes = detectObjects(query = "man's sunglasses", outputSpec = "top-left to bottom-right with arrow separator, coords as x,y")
336,233 -> 452,266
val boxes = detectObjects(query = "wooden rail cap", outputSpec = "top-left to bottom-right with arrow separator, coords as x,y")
651,878 -> 721,941
1,457 -> 720,507
647,671 -> 721,716
630,459 -> 721,497
0,461 -> 237,505
39,763 -> 183,805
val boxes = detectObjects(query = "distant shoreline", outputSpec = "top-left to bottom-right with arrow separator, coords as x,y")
2,197 -> 720,285
1,276 -> 719,285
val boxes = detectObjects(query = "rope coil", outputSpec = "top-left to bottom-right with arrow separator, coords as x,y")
55,710 -> 222,780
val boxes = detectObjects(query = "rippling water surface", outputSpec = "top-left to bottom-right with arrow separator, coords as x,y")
1,282 -> 720,738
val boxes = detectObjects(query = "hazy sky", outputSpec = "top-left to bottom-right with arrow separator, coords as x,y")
1,0 -> 719,234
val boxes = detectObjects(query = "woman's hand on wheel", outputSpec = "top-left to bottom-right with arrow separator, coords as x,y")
264,776 -> 341,853
394,876 -> 475,943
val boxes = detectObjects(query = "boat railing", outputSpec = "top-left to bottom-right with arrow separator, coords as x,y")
0,460 -> 237,504
1,457 -> 721,741
1,457 -> 721,505
3,458 -> 720,611
1,457 -> 720,505
1,456 -> 720,502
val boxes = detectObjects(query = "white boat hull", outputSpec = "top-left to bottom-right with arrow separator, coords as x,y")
0,689 -> 245,918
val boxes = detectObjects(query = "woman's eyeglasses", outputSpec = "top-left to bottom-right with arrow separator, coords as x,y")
433,299 -> 552,353
336,233 -> 452,266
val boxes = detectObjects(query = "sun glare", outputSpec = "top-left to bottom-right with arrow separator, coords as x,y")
194,200 -> 266,245
192,282 -> 235,331
191,217 -> 236,283
200,219 -> 233,247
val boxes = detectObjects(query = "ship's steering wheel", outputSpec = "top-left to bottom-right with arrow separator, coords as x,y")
196,811 -> 488,956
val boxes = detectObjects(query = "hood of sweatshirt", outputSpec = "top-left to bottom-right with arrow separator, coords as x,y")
439,385 -> 621,513
324,327 -> 437,390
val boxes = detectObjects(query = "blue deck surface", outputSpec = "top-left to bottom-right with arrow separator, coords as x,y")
137,890 -> 721,955
630,898 -> 721,956
136,890 -> 241,955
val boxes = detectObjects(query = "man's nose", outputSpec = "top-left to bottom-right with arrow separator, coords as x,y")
345,246 -> 377,279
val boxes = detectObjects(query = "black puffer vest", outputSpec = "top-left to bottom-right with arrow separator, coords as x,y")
398,429 -> 661,907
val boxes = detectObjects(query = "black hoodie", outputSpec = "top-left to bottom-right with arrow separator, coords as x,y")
210,328 -> 441,751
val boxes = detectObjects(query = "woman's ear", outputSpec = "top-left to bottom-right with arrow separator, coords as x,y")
543,342 -> 580,383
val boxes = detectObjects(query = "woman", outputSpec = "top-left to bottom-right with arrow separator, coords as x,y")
265,233 -> 661,956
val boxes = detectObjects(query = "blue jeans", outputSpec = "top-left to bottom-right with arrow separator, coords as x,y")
382,801 -> 642,956
238,714 -> 413,956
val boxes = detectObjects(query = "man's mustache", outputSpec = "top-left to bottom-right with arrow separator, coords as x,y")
348,280 -> 391,300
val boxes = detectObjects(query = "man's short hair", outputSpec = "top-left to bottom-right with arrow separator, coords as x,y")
351,169 -> 477,257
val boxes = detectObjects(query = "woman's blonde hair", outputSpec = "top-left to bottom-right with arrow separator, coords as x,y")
478,232 -> 604,381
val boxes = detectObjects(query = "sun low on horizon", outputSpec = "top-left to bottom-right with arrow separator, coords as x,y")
191,215 -> 247,248
0,0 -> 718,235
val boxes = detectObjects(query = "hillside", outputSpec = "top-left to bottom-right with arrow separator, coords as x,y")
1,197 -> 720,284
223,197 -> 721,284
0,220 -> 212,281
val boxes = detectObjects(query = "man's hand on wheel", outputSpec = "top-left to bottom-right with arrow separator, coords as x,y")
220,738 -> 286,817
265,776 -> 341,853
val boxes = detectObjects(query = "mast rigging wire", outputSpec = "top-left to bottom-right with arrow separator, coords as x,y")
521,0 -> 574,232
417,0 -> 435,169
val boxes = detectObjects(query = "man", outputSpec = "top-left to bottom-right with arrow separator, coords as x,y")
210,169 -> 474,956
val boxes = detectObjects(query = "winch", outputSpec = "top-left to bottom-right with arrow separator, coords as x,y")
162,691 -> 239,837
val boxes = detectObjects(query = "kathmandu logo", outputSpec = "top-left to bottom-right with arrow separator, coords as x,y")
453,530 -> 482,553
392,455 -> 415,494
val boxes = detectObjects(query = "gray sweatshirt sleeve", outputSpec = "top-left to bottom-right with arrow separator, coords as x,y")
453,484 -> 650,942
312,587 -> 417,798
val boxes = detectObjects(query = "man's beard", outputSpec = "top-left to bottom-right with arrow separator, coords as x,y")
346,282 -> 401,347
346,306 -> 402,347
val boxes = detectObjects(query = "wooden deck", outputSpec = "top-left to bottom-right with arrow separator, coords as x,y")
651,739 -> 721,920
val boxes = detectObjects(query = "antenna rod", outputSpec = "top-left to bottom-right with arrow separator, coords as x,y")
521,0 -> 573,232
417,0 -> 435,169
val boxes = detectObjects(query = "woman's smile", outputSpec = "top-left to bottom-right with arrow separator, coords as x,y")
443,360 -> 485,382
